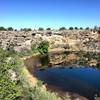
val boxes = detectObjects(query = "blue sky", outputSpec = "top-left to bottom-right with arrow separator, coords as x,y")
0,0 -> 100,29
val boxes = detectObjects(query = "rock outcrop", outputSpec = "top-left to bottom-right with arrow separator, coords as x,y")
0,30 -> 100,52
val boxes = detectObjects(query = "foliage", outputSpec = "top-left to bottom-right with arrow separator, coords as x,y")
0,48 -> 22,100
18,49 -> 33,57
0,26 -> 7,31
85,27 -> 89,30
31,43 -> 39,53
75,27 -> 78,30
0,48 -> 59,100
29,81 -> 60,100
37,41 -> 49,54
38,27 -> 44,31
69,27 -> 73,30
59,27 -> 66,31
20,28 -> 32,31
46,28 -> 51,30
80,27 -> 83,30
15,29 -> 17,31
8,27 -> 13,31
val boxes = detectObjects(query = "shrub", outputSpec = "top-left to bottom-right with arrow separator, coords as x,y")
59,27 -> 66,31
18,49 -> 33,57
69,27 -> 73,30
31,43 -> 38,53
0,26 -> 7,31
20,28 -> 32,31
0,48 -> 61,100
0,49 -> 22,100
37,41 -> 49,54
80,27 -> 83,30
75,27 -> 78,30
85,27 -> 89,30
29,81 -> 60,100
46,28 -> 51,30
8,27 -> 13,31
38,27 -> 44,31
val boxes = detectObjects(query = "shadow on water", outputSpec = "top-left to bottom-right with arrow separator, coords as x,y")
33,67 -> 100,100
39,54 -> 50,67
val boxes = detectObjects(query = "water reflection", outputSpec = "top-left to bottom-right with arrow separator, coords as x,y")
33,67 -> 100,100
40,54 -> 50,67
24,51 -> 100,70
24,51 -> 100,100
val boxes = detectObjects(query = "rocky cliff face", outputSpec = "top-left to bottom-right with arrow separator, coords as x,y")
0,30 -> 100,52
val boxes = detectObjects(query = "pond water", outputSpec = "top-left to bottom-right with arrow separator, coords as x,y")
33,67 -> 100,100
25,51 -> 100,100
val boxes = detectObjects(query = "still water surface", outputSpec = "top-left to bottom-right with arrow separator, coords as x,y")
25,51 -> 100,99
33,67 -> 100,100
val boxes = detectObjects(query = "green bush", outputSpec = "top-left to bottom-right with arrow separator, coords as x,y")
29,81 -> 60,100
31,43 -> 38,53
46,28 -> 51,30
0,48 -> 63,100
0,26 -> 7,31
80,27 -> 83,30
37,41 -> 49,54
75,27 -> 78,30
7,27 -> 13,31
38,27 -> 44,31
0,48 -> 22,100
18,49 -> 33,57
20,28 -> 32,31
59,27 -> 66,31
69,27 -> 73,30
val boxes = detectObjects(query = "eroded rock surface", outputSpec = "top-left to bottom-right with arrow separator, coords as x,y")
0,30 -> 100,52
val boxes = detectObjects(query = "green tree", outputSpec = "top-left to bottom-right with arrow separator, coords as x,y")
20,28 -> 32,31
46,28 -> 51,30
69,27 -> 73,30
37,41 -> 49,54
8,27 -> 13,31
15,29 -> 17,31
59,27 -> 66,31
75,27 -> 78,30
38,27 -> 44,31
85,27 -> 89,30
80,27 -> 83,30
0,27 -> 7,31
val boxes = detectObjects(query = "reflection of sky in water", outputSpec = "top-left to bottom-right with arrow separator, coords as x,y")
33,67 -> 100,99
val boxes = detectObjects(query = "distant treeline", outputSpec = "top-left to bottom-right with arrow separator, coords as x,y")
0,26 -> 100,31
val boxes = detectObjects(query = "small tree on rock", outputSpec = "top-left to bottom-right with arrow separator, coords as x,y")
46,28 -> 51,30
38,27 -> 44,31
37,41 -> 49,54
8,27 -> 13,31
0,27 -> 7,31
69,27 -> 73,30
59,27 -> 66,31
